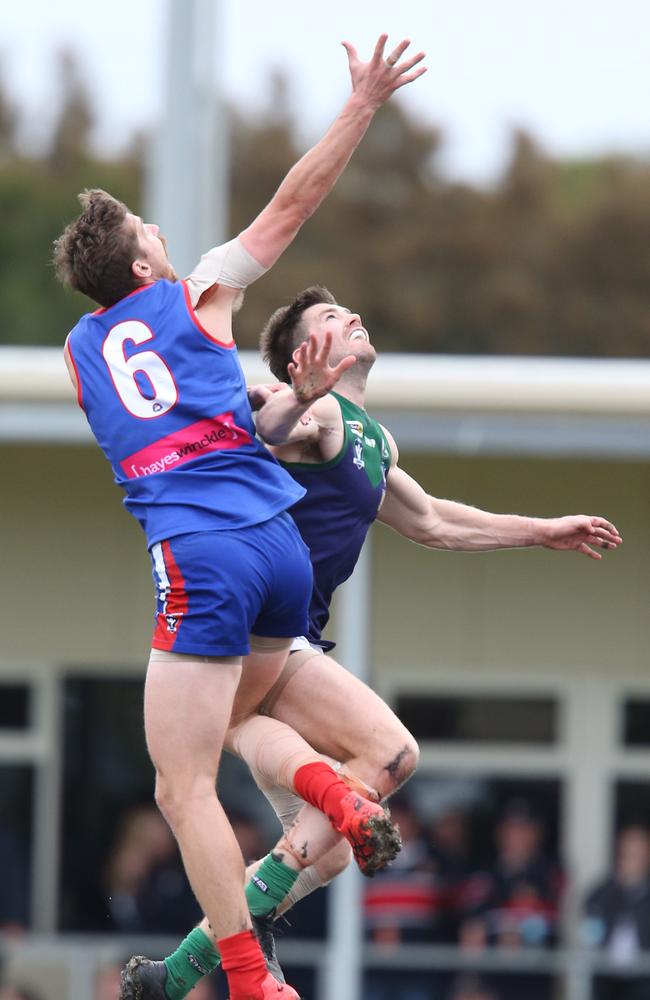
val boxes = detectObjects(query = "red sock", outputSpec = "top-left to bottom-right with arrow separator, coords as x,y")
293,761 -> 353,827
218,929 -> 266,1000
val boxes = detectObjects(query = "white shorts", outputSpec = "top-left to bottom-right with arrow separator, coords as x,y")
290,635 -> 324,655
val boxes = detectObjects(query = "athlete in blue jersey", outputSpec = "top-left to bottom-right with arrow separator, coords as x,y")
54,37 -> 427,1000
121,288 -> 623,999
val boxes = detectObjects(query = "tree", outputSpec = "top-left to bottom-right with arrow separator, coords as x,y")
3,56 -> 650,359
48,49 -> 95,173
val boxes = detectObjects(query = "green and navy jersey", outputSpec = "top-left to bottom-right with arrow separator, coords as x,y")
283,391 -> 392,649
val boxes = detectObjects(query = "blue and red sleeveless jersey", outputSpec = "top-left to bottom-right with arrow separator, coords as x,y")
282,391 -> 392,649
66,279 -> 304,547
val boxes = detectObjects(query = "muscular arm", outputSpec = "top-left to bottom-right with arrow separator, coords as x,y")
255,386 -> 320,446
256,390 -> 344,467
378,466 -> 622,559
237,93 -> 376,268
238,36 -> 425,269
193,36 -> 425,341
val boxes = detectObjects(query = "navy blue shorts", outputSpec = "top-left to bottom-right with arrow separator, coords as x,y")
149,512 -> 312,657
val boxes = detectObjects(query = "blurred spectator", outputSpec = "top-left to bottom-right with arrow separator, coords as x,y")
583,825 -> 650,1000
103,804 -> 200,933
428,808 -> 475,942
429,809 -> 472,881
364,794 -> 444,1000
459,800 -> 563,951
365,794 -> 439,945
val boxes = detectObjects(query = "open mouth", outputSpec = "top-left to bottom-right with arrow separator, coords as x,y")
349,329 -> 368,343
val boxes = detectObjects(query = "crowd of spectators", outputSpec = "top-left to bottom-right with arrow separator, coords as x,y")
85,791 -> 566,999
363,794 -> 563,952
361,794 -> 561,1000
6,787 -> 650,1000
97,791 -> 568,950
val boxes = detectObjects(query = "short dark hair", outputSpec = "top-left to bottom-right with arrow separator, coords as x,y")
52,188 -> 141,307
260,285 -> 337,383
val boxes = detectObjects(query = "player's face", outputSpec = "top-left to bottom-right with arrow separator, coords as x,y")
127,213 -> 177,282
303,302 -> 376,365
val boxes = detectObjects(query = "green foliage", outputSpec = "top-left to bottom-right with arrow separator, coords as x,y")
3,53 -> 650,357
0,51 -> 143,346
0,155 -> 141,345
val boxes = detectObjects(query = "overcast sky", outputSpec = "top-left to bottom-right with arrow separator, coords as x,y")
3,0 -> 650,183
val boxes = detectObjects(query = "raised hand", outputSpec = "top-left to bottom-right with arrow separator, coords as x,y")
287,332 -> 357,405
342,34 -> 427,110
542,515 -> 622,560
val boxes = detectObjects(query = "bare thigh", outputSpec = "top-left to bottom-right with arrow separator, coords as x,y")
229,641 -> 293,726
144,652 -> 257,937
267,651 -> 416,792
145,654 -> 242,792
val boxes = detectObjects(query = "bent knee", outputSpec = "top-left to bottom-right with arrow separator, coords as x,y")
376,734 -> 419,799
154,772 -> 217,831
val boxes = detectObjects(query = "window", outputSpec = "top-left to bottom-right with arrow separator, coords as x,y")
0,683 -> 30,729
395,693 -> 558,744
60,675 -> 280,931
622,699 -> 650,748
614,780 -> 650,832
0,764 -> 33,929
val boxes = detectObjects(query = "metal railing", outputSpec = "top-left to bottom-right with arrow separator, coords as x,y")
4,936 -> 650,1000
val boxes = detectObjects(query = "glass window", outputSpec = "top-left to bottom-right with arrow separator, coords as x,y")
0,764 -> 33,930
0,683 -> 30,729
587,782 -> 650,999
60,675 -> 280,932
395,693 -> 558,744
60,676 -> 155,930
614,780 -> 650,831
622,699 -> 650,747
408,773 -> 563,867
358,772 -> 564,954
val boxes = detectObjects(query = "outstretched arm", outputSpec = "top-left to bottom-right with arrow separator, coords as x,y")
191,36 -> 426,340
378,465 -> 622,560
239,35 -> 426,268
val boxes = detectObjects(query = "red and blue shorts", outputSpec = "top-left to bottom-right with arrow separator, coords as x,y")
149,511 -> 312,657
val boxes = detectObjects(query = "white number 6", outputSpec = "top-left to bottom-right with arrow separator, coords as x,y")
102,320 -> 178,419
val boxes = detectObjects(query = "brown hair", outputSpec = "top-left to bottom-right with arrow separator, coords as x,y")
260,285 -> 337,383
52,189 -> 141,307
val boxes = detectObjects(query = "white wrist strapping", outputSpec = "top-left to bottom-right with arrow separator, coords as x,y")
185,237 -> 268,307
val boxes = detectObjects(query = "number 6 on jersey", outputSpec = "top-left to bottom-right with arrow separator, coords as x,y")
102,320 -> 178,419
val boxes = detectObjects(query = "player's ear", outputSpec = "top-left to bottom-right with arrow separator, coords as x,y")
131,257 -> 152,280
291,336 -> 309,365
